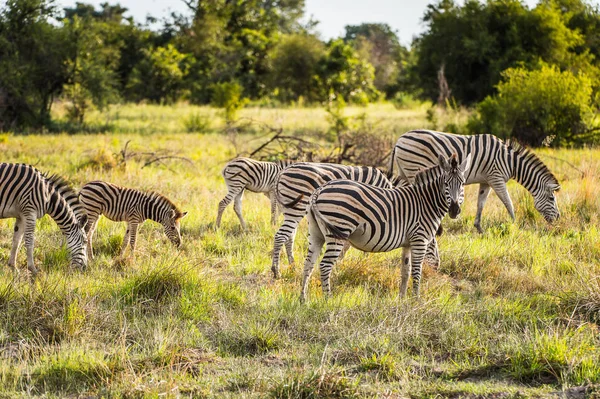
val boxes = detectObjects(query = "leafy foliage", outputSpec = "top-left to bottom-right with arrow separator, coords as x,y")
344,23 -> 409,97
468,64 -> 597,146
127,44 -> 190,104
413,0 -> 600,105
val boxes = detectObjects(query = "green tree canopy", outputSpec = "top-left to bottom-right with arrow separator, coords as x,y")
344,23 -> 408,97
413,0 -> 597,105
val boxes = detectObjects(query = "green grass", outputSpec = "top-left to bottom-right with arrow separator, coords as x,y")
0,102 -> 599,397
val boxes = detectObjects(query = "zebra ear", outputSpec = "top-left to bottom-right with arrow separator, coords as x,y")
181,211 -> 189,219
438,154 -> 451,170
459,153 -> 472,174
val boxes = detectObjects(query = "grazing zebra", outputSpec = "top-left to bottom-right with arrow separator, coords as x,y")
271,163 -> 392,279
301,154 -> 471,301
0,163 -> 88,275
79,181 -> 187,259
390,130 -> 560,233
216,158 -> 294,229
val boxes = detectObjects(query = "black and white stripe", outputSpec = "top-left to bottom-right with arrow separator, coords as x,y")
301,155 -> 471,301
271,163 -> 393,278
0,163 -> 88,275
216,158 -> 294,229
79,181 -> 187,259
390,130 -> 560,232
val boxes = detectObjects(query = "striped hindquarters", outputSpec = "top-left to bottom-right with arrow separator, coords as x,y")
392,130 -> 510,184
310,179 -> 422,252
276,163 -> 392,216
222,158 -> 285,194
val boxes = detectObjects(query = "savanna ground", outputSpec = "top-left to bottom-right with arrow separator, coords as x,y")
0,103 -> 599,398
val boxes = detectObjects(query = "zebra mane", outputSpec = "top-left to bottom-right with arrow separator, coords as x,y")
44,173 -> 86,221
413,164 -> 444,186
147,191 -> 184,218
505,139 -> 559,185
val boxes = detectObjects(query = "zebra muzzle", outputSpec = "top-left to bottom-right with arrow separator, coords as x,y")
449,202 -> 461,219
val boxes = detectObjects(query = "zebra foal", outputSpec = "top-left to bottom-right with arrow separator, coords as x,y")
301,154 -> 471,301
79,181 -> 187,259
391,130 -> 560,232
0,163 -> 88,275
216,158 -> 293,229
272,163 -> 393,279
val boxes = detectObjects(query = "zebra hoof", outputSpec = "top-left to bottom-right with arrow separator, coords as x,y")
475,224 -> 484,234
271,267 -> 281,279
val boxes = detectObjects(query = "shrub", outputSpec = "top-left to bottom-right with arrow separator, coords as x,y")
183,112 -> 211,133
211,81 -> 248,124
468,65 -> 597,146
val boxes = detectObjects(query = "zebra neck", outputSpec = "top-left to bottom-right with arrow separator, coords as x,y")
510,149 -> 539,194
416,177 -> 449,220
46,191 -> 78,236
141,194 -> 166,223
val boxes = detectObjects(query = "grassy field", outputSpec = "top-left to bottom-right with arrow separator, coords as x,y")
0,103 -> 599,398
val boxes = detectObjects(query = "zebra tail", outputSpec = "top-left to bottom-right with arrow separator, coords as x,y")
281,194 -> 304,209
387,145 -> 398,179
309,204 -> 348,240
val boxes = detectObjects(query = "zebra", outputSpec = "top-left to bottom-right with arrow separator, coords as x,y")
271,163 -> 393,279
390,130 -> 560,233
301,154 -> 471,302
0,163 -> 88,275
216,158 -> 294,229
79,181 -> 187,259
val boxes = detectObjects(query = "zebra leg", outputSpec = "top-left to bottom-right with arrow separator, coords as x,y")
120,223 -> 132,257
271,218 -> 300,279
409,241 -> 428,297
269,191 -> 278,226
23,213 -> 39,276
8,217 -> 25,271
489,179 -> 515,223
399,247 -> 411,297
233,191 -> 247,230
85,214 -> 100,260
216,186 -> 243,228
300,227 -> 325,303
318,239 -> 345,298
128,222 -> 139,257
424,237 -> 440,270
474,183 -> 492,233
284,229 -> 297,266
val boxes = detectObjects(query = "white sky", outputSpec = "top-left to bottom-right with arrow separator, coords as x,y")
53,0 -> 594,45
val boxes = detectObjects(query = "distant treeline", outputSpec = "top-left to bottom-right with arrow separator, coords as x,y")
1,0 -> 600,144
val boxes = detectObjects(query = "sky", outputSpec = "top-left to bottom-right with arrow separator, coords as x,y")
54,0 -> 591,45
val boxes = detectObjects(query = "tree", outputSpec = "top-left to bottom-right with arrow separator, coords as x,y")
344,23 -> 408,97
62,14 -> 120,123
316,39 -> 379,105
127,44 -> 190,103
0,0 -> 75,129
268,33 -> 324,102
412,0 -> 591,105
176,0 -> 306,102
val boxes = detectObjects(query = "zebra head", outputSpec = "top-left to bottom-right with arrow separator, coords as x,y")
67,214 -> 89,270
533,180 -> 561,223
439,153 -> 472,219
162,209 -> 188,247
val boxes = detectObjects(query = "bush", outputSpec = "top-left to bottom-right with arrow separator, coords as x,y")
211,81 -> 248,123
468,65 -> 597,146
183,112 -> 211,133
